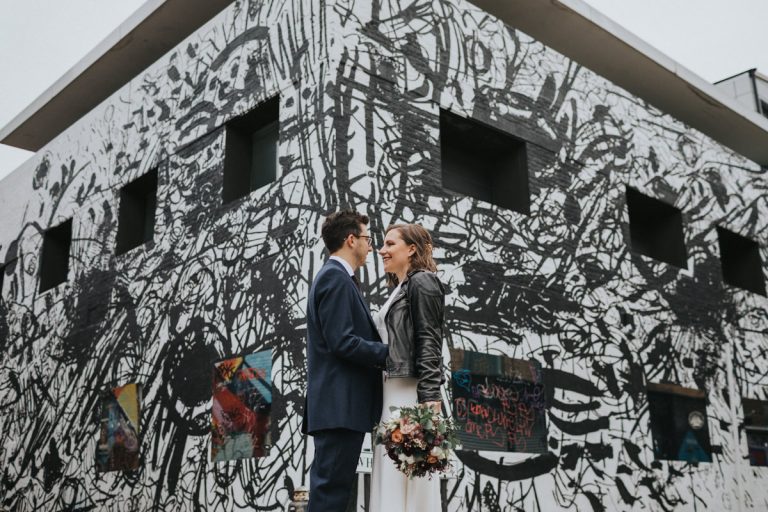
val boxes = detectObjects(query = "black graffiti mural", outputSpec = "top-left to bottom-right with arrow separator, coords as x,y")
0,0 -> 767,510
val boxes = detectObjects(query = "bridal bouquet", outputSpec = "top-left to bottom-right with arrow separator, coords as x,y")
373,404 -> 459,478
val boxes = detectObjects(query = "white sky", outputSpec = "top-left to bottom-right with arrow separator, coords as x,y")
0,0 -> 146,180
1,0 -> 768,182
581,0 -> 768,81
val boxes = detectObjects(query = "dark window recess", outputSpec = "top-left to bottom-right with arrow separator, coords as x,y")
743,398 -> 768,467
0,264 -> 5,298
761,100 -> 768,120
449,348 -> 547,453
115,169 -> 158,255
39,219 -> 73,292
647,383 -> 712,463
626,187 -> 687,267
716,227 -> 766,295
440,109 -> 530,214
222,96 -> 279,204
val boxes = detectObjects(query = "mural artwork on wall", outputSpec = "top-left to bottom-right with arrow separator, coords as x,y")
96,382 -> 142,472
1,0 -> 768,509
211,350 -> 272,462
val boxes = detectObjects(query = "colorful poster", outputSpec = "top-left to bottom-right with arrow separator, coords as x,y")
450,349 -> 548,453
211,350 -> 272,462
96,383 -> 141,472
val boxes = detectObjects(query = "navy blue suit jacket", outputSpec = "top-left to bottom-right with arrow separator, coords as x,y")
305,259 -> 388,434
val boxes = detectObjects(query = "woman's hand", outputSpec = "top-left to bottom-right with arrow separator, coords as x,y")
422,401 -> 442,414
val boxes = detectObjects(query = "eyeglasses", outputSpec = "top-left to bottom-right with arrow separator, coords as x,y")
352,234 -> 373,246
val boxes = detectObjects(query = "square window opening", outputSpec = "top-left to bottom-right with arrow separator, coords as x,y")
440,109 -> 530,214
39,219 -> 73,292
222,96 -> 280,204
716,227 -> 765,295
626,187 -> 687,267
647,383 -> 711,463
115,168 -> 158,255
743,397 -> 768,467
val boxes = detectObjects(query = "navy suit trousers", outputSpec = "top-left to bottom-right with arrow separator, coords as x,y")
308,429 -> 364,512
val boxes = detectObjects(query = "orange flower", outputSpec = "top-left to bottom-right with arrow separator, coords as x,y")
427,455 -> 438,464
391,429 -> 403,443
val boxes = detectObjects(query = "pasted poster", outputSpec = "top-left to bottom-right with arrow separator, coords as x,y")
96,383 -> 141,472
450,349 -> 547,453
211,350 -> 272,462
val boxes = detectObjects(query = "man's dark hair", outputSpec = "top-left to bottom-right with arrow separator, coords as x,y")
321,210 -> 369,253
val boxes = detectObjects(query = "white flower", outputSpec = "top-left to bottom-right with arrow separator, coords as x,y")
430,446 -> 446,458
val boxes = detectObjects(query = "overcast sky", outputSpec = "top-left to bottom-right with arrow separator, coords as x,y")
1,0 -> 768,182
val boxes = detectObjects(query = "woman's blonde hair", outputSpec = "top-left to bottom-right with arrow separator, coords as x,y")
385,223 -> 437,286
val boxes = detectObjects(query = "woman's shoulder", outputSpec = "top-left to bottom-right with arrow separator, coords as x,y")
407,270 -> 444,294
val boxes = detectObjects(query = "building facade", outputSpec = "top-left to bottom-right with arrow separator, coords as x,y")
1,0 -> 767,511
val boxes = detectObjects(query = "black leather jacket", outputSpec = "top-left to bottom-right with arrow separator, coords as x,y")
384,270 -> 445,403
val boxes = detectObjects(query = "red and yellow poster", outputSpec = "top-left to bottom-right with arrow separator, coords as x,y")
211,350 -> 272,462
96,383 -> 141,472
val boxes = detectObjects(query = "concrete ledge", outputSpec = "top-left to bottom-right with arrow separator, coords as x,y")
469,0 -> 768,166
3,0 -> 768,166
0,0 -> 234,152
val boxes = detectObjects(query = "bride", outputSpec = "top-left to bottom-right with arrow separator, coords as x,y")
370,223 -> 445,512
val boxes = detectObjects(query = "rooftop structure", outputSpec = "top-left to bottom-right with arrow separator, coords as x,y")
715,68 -> 768,120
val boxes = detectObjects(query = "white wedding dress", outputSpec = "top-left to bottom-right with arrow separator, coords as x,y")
369,283 -> 441,512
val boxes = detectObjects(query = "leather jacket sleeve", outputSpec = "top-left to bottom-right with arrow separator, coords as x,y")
408,271 -> 445,403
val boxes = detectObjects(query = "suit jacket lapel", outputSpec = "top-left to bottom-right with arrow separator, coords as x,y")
355,285 -> 378,333
349,273 -> 377,332
325,260 -> 379,335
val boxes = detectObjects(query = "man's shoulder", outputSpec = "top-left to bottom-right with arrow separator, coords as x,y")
317,259 -> 348,276
314,260 -> 350,287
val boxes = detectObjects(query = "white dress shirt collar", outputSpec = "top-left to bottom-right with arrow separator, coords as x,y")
329,255 -> 354,276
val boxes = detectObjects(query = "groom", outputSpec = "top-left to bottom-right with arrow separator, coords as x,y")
304,210 -> 389,511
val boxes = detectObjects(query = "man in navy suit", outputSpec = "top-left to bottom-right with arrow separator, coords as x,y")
305,210 -> 388,511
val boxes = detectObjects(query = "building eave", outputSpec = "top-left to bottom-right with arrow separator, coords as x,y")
0,0 -> 234,152
3,0 -> 768,166
469,0 -> 768,166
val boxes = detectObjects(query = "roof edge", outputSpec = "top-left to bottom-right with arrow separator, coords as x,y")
3,0 -> 768,165
469,0 -> 768,166
0,0 -> 234,152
